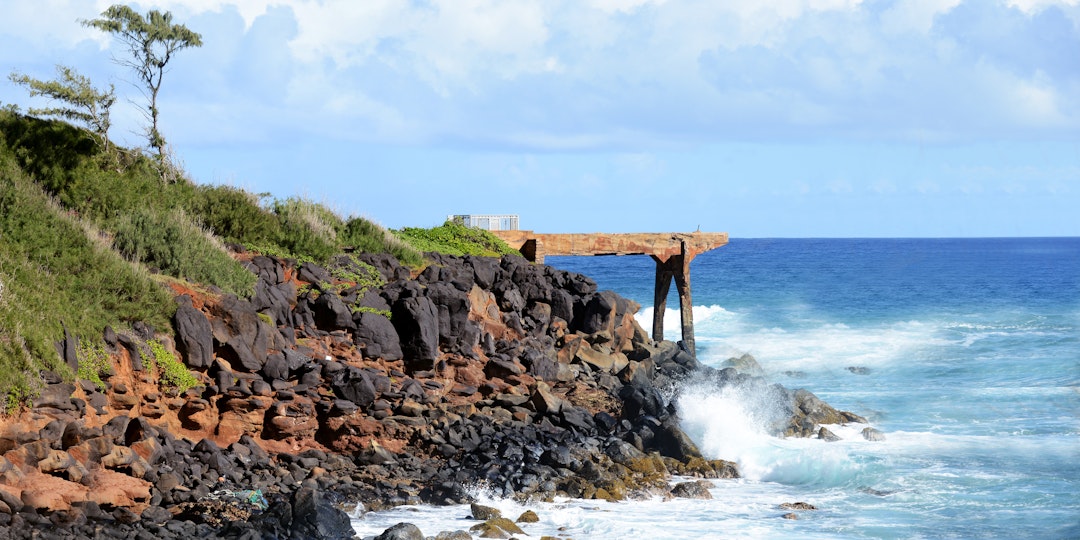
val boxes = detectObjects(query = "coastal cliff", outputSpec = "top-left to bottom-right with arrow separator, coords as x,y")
0,249 -> 869,539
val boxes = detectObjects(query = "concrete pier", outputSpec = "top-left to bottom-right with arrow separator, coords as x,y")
492,231 -> 728,355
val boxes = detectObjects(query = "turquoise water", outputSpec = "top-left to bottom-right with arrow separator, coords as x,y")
353,238 -> 1080,539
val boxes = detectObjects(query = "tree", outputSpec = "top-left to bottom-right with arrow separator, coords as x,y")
8,65 -> 116,151
83,4 -> 202,162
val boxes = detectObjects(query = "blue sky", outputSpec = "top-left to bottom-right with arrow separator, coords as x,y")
1,0 -> 1077,237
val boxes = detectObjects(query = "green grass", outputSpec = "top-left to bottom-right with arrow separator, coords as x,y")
112,207 -> 257,298
0,149 -> 174,398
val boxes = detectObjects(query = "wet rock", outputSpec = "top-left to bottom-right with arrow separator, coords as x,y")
780,502 -> 817,510
671,480 -> 713,499
434,531 -> 472,540
376,522 -> 424,540
516,510 -> 540,523
470,503 -> 501,520
721,353 -> 764,377
290,486 -> 354,540
817,426 -> 841,442
861,427 -> 886,441
469,517 -> 524,538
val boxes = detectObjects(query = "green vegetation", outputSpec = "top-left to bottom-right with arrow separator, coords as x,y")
0,94 -> 521,403
76,341 -> 112,391
396,219 -> 518,257
146,339 -> 199,395
329,254 -> 385,292
341,217 -> 425,267
8,65 -> 115,152
0,144 -> 174,397
112,207 -> 257,297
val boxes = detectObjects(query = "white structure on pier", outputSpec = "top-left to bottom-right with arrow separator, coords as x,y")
449,214 -> 519,231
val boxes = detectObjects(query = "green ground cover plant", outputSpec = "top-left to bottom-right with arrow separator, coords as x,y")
146,339 -> 199,395
395,219 -> 518,257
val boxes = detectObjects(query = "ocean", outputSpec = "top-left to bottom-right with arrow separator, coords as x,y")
352,238 -> 1080,539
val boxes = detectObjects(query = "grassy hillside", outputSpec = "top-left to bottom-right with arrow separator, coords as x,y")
0,109 -> 517,400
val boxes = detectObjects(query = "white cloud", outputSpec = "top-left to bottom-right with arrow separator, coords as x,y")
880,0 -> 963,35
0,0 -> 109,49
5,0 -> 1077,151
1006,0 -> 1080,14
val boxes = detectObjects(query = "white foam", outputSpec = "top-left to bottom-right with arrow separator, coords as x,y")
634,304 -> 738,338
676,382 -> 864,487
636,303 -> 948,375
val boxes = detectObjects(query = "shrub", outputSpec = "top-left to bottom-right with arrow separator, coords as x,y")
112,207 -> 256,297
188,184 -> 278,246
340,216 -> 424,267
270,197 -> 343,262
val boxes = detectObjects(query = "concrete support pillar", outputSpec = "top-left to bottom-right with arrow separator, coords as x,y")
651,255 -> 673,343
651,245 -> 696,356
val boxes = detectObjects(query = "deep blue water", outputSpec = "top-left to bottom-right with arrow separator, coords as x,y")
546,238 -> 1080,538
354,238 -> 1080,539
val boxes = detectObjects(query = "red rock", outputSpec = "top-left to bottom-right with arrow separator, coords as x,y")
18,472 -> 89,512
86,469 -> 151,511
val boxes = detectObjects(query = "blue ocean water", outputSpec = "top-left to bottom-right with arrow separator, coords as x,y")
353,238 -> 1080,539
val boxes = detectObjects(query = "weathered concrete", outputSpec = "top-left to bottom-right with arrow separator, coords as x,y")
493,231 -> 728,355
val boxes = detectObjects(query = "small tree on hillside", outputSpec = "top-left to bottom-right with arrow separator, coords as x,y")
83,4 -> 202,167
8,65 -> 116,151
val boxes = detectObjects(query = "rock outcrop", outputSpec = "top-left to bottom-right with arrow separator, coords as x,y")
0,251 -> 871,539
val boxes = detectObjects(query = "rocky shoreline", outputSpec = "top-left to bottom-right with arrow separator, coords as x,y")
0,252 -> 874,539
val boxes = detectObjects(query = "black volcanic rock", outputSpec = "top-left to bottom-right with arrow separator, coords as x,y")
173,296 -> 214,369
391,296 -> 440,372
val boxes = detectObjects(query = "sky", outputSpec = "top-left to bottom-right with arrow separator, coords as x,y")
0,0 -> 1078,237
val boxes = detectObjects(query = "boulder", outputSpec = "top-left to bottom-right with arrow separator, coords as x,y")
298,262 -> 332,285
653,418 -> 702,461
354,252 -> 410,282
469,517 -> 524,538
376,522 -> 425,540
252,279 -> 294,326
332,367 -> 378,409
470,503 -> 501,520
173,296 -> 214,369
577,291 -> 618,335
465,255 -> 499,289
862,427 -> 886,441
211,295 -> 270,371
426,281 -> 479,355
290,486 -> 355,540
354,311 -> 403,361
249,255 -> 285,285
392,296 -> 440,372
671,480 -> 713,499
313,292 -> 356,332
721,353 -> 764,377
